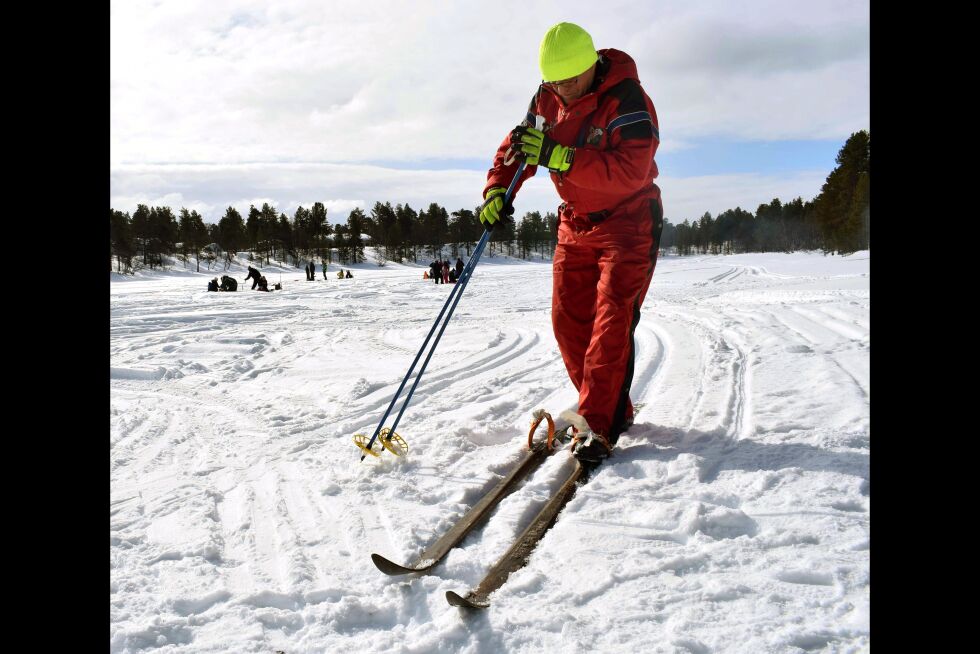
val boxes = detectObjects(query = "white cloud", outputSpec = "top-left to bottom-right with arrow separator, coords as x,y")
111,0 -> 868,163
110,0 -> 867,218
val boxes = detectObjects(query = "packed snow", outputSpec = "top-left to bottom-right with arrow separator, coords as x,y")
110,249 -> 870,653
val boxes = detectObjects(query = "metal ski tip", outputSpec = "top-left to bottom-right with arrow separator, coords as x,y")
446,591 -> 489,609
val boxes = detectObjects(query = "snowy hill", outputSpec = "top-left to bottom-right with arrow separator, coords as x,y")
110,250 -> 870,653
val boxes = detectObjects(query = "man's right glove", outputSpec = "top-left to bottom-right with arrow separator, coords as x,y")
479,187 -> 513,230
509,125 -> 574,173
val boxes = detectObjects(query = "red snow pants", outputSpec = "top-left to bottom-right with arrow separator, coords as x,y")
551,193 -> 663,441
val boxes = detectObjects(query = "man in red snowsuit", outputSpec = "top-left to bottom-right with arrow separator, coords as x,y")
480,22 -> 663,462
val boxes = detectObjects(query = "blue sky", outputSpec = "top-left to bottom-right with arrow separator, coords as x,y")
110,0 -> 869,225
660,139 -> 842,178
362,138 -> 843,178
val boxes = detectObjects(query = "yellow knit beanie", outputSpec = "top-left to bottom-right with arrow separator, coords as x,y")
539,22 -> 598,82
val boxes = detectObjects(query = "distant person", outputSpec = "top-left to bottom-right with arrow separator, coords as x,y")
207,278 -> 219,292
345,270 -> 353,278
442,260 -> 450,283
220,275 -> 238,291
245,266 -> 261,290
337,269 -> 345,279
455,257 -> 464,279
322,261 -> 328,279
448,268 -> 457,283
309,260 -> 315,281
257,275 -> 270,291
429,260 -> 442,284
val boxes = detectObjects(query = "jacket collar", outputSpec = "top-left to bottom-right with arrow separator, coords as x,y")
541,48 -> 640,110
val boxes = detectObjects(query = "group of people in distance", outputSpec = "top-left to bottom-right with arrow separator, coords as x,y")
207,254 -> 473,293
244,266 -> 275,291
208,263 -> 353,293
207,275 -> 239,292
306,260 -> 353,280
304,260 -> 328,280
426,257 -> 465,284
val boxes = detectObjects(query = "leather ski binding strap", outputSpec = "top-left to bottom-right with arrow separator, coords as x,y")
527,409 -> 557,451
571,431 -> 613,454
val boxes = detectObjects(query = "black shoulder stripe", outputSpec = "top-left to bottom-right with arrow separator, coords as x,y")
620,120 -> 654,141
608,79 -> 648,116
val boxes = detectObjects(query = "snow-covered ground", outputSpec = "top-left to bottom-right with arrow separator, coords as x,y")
110,250 -> 870,653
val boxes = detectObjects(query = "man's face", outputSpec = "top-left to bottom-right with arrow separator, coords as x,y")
545,63 -> 596,104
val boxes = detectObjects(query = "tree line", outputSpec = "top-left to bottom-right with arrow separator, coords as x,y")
109,131 -> 868,273
662,131 -> 869,256
109,198 -> 558,273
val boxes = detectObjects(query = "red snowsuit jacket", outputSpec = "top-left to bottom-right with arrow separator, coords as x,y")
483,48 -> 660,228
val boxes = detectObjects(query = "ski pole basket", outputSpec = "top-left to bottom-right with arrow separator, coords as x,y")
355,157 -> 529,462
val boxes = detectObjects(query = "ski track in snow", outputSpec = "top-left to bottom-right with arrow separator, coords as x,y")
110,252 -> 870,653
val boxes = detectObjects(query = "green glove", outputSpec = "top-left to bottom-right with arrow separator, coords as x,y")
510,125 -> 575,173
479,187 -> 513,229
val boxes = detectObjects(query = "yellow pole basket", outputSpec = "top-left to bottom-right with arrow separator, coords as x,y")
353,428 -> 409,458
379,428 -> 409,456
353,433 -> 381,457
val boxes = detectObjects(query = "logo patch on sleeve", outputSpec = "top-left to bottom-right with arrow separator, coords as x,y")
586,126 -> 604,146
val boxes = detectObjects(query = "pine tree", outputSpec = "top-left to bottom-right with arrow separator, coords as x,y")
484,201 -> 513,257
244,205 -> 261,259
660,218 -> 676,253
812,130 -> 870,255
542,211 -> 558,258
292,205 -> 311,264
110,209 -> 136,272
131,204 -> 151,267
449,208 -> 478,259
178,208 -> 209,271
311,202 -> 328,259
396,203 -> 418,261
218,206 -> 247,267
333,223 -> 350,263
421,203 -> 449,259
346,208 -> 366,264
516,211 -> 546,259
278,213 -> 293,264
178,208 -> 193,266
149,206 -> 178,268
259,203 -> 278,264
371,201 -> 398,263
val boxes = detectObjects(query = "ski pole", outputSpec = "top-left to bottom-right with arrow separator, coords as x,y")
357,159 -> 526,460
384,227 -> 492,438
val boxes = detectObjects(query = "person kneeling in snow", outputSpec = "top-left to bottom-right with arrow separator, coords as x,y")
207,278 -> 219,292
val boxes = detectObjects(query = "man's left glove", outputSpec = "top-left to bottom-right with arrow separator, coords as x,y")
510,125 -> 575,173
479,186 -> 514,230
